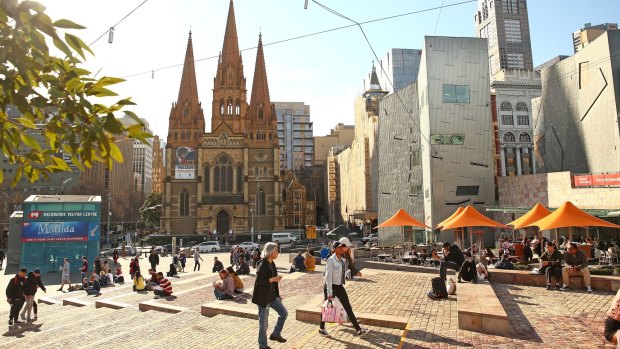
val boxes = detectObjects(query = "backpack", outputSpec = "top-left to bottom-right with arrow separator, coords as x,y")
427,277 -> 448,300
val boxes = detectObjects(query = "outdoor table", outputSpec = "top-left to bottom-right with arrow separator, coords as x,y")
377,254 -> 391,261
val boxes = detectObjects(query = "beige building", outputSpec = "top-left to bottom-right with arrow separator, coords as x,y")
335,65 -> 387,227
152,135 -> 164,194
313,123 -> 355,168
573,22 -> 618,53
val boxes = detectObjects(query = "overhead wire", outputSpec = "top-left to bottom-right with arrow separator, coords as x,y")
88,0 -> 149,47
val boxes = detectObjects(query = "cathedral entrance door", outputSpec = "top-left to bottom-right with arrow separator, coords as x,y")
217,210 -> 230,236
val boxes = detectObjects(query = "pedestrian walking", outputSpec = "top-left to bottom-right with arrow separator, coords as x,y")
21,268 -> 46,321
233,248 -> 239,267
252,242 -> 288,349
194,249 -> 203,271
180,251 -> 187,272
113,249 -> 119,266
58,258 -> 71,291
6,267 -> 27,325
149,250 -> 159,272
319,238 -> 369,337
80,256 -> 88,282
94,256 -> 102,275
0,249 -> 5,270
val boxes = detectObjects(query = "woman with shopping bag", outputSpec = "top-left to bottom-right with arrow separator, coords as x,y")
319,237 -> 369,337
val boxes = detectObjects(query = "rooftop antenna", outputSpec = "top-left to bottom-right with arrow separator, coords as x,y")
304,0 -> 308,9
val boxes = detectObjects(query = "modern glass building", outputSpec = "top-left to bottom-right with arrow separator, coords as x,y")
372,48 -> 422,93
17,195 -> 101,273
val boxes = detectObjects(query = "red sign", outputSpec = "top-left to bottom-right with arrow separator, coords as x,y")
28,211 -> 42,219
573,173 -> 620,187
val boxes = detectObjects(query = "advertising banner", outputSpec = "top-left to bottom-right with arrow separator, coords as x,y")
27,210 -> 98,220
573,173 -> 620,187
21,221 -> 100,242
174,146 -> 196,179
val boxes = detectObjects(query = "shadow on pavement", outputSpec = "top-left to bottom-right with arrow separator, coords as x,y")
3,323 -> 43,338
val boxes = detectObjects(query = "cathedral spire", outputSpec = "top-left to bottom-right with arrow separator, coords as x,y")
177,31 -> 199,105
249,33 -> 271,120
222,0 -> 240,65
167,32 -> 205,148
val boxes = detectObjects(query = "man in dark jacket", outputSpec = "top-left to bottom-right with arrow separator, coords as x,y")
21,268 -> 46,321
212,257 -> 224,273
149,250 -> 159,272
252,242 -> 287,349
439,242 -> 465,281
561,242 -> 592,292
458,252 -> 477,283
236,257 -> 251,275
6,268 -> 27,325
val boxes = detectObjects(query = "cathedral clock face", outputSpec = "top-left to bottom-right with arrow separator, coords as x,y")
255,151 -> 266,161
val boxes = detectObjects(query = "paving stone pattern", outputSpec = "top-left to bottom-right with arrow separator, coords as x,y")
2,269 -> 619,348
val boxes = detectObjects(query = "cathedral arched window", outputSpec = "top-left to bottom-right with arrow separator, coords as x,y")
259,189 -> 266,215
180,132 -> 185,140
214,155 -> 233,193
250,133 -> 253,140
204,165 -> 210,193
179,189 -> 189,216
258,106 -> 264,119
236,165 -> 243,193
220,99 -> 225,115
263,167 -> 268,176
235,99 -> 240,115
269,133 -> 272,140
227,98 -> 233,115
174,132 -> 178,140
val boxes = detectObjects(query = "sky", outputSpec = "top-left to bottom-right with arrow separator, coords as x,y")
36,0 -> 620,141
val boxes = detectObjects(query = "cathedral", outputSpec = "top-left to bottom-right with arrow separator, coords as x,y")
161,0 -> 284,236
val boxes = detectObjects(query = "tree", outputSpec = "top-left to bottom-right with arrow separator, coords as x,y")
0,0 -> 150,186
140,192 -> 163,228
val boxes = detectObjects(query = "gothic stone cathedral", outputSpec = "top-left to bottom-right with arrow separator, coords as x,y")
161,1 -> 284,236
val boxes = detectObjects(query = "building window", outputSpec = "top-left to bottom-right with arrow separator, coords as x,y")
220,99 -> 225,115
517,115 -> 529,125
456,185 -> 479,196
506,53 -> 525,69
180,190 -> 189,216
519,133 -> 531,142
263,167 -> 268,176
504,19 -> 522,42
501,115 -> 514,125
430,134 -> 465,145
236,166 -> 243,193
293,215 -> 300,225
442,84 -> 470,103
204,165 -> 210,193
259,189 -> 266,215
504,132 -> 516,142
235,99 -> 240,115
214,155 -> 233,193
516,102 -> 528,112
500,101 -> 512,111
579,61 -> 589,89
293,202 -> 301,213
502,0 -> 518,14
227,98 -> 233,115
258,107 -> 264,119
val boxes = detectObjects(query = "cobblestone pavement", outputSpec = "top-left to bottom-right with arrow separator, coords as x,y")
1,269 -> 618,348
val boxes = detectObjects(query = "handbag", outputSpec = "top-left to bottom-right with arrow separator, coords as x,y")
331,297 -> 347,324
321,299 -> 340,323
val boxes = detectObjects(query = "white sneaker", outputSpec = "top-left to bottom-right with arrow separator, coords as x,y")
356,328 -> 370,336
587,286 -> 593,292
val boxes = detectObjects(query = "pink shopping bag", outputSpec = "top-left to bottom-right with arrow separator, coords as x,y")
321,299 -> 340,323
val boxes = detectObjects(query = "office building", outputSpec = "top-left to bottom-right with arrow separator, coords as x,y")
274,102 -> 313,171
152,135 -> 164,194
573,22 -> 618,53
474,0 -> 533,79
373,48 -> 422,93
120,114 -> 153,194
313,124 -> 354,168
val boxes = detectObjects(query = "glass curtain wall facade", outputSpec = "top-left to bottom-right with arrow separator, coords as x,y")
274,102 -> 313,171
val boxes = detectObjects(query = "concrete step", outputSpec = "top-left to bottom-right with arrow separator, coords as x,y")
29,307 -> 142,349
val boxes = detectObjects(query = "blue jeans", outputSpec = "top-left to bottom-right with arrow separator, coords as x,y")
214,288 -> 233,300
257,297 -> 288,348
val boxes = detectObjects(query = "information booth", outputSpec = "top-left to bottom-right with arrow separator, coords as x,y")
19,195 -> 101,273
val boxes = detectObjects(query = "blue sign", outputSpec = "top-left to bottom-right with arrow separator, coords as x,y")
22,221 -> 100,242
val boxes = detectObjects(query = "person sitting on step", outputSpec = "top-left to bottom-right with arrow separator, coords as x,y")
213,269 -> 235,300
561,242 -> 593,292
539,243 -> 563,290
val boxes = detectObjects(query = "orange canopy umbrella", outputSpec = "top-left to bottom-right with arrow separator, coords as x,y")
508,203 -> 552,230
436,207 -> 465,230
376,208 -> 430,229
530,201 -> 620,231
441,206 -> 507,251
441,206 -> 508,230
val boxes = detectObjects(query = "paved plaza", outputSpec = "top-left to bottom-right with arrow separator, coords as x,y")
1,253 -> 618,348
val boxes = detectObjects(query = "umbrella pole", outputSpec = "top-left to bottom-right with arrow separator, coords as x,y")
469,227 -> 473,253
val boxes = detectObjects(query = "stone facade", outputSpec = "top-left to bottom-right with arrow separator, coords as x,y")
161,1 -> 283,236
151,135 -> 164,194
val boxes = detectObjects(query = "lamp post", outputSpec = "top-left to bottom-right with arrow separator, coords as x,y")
60,177 -> 72,194
250,207 -> 254,243
106,193 -> 112,249
256,174 -> 261,240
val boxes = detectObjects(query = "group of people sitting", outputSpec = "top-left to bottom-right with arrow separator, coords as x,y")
212,267 -> 246,300
291,248 -> 317,272
132,269 -> 173,298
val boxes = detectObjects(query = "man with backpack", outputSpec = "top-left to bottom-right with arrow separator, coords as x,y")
6,267 -> 27,325
149,250 -> 159,272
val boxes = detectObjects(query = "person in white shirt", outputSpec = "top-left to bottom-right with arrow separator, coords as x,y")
319,238 -> 369,337
57,258 -> 71,291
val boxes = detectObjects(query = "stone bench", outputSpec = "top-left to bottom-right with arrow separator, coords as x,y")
287,253 -> 322,265
63,298 -> 91,307
489,268 -> 620,292
95,299 -> 131,310
457,281 -> 510,336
